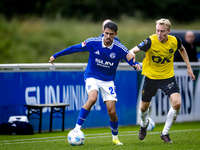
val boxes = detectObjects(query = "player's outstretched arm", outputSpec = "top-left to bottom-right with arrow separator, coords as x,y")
49,56 -> 55,65
125,52 -> 141,71
127,59 -> 141,71
128,46 -> 141,62
187,68 -> 196,81
129,46 -> 141,54
178,45 -> 196,81
126,52 -> 135,62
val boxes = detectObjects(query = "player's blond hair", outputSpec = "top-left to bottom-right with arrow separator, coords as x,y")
156,18 -> 171,29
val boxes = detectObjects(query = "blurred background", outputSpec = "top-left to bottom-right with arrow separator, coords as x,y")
0,0 -> 200,63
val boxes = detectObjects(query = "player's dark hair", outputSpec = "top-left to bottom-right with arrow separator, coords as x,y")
104,22 -> 118,33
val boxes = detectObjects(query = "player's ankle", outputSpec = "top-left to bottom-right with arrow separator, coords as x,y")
112,135 -> 118,140
75,124 -> 81,130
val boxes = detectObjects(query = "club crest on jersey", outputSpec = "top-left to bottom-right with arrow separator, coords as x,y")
169,49 -> 173,53
110,52 -> 116,59
81,41 -> 86,47
88,85 -> 91,90
139,41 -> 144,46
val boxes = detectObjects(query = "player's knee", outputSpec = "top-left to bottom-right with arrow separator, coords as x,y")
140,100 -> 150,112
173,100 -> 181,110
108,109 -> 116,118
176,100 -> 181,107
170,94 -> 181,110
88,98 -> 97,106
88,90 -> 98,100
140,107 -> 148,112
88,93 -> 97,105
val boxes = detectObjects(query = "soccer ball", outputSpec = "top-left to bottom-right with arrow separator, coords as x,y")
147,117 -> 155,131
67,129 -> 85,146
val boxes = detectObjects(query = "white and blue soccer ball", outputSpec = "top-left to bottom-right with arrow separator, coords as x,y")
67,129 -> 85,146
147,117 -> 155,131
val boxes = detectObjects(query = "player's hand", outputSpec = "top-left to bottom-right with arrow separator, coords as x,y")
49,56 -> 55,65
187,68 -> 196,81
133,63 -> 140,71
126,52 -> 135,62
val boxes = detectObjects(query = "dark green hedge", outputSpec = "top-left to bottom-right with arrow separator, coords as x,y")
0,0 -> 199,22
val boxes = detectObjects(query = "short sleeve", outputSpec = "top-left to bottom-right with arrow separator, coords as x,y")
176,37 -> 182,49
137,38 -> 151,52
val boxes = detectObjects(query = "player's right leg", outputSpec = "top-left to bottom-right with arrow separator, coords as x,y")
139,101 -> 150,140
139,77 -> 157,140
74,78 -> 99,130
74,90 -> 98,130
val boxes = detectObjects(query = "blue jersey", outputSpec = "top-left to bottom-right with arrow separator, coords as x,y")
53,37 -> 135,81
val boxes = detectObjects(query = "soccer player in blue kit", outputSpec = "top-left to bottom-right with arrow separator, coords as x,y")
49,21 -> 140,145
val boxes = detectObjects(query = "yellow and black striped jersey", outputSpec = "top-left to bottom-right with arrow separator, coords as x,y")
137,34 -> 182,79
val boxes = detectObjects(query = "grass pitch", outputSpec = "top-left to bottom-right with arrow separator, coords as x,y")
0,121 -> 199,150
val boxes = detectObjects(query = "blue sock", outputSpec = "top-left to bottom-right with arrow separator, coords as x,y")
110,120 -> 118,135
76,108 -> 90,126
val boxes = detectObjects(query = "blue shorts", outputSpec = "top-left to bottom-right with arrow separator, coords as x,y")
141,76 -> 180,102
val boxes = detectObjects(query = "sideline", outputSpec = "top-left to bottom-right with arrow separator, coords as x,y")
0,128 -> 200,145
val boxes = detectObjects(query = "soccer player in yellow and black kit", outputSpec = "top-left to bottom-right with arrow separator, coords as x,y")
129,18 -> 196,143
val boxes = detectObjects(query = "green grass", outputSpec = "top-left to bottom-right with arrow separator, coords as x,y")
1,16 -> 200,63
0,121 -> 200,150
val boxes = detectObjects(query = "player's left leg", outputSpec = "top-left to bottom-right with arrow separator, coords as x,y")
161,92 -> 181,143
100,80 -> 122,145
105,100 -> 123,145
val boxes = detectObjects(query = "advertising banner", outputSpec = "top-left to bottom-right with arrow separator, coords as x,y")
136,70 -> 200,124
0,70 -> 138,131
1,66 -> 199,132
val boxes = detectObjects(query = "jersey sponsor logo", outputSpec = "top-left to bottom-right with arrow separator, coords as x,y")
143,39 -> 148,44
81,41 -> 86,47
167,82 -> 174,89
110,52 -> 116,59
95,58 -> 114,68
95,50 -> 100,55
152,56 -> 171,64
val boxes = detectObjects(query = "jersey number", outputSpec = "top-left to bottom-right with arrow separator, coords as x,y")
109,87 -> 115,95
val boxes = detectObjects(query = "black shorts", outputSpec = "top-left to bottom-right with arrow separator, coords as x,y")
142,76 -> 180,102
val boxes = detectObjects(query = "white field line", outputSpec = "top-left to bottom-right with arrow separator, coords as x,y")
0,129 -> 199,145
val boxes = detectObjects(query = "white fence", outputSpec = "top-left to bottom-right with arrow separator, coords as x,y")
0,62 -> 200,72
